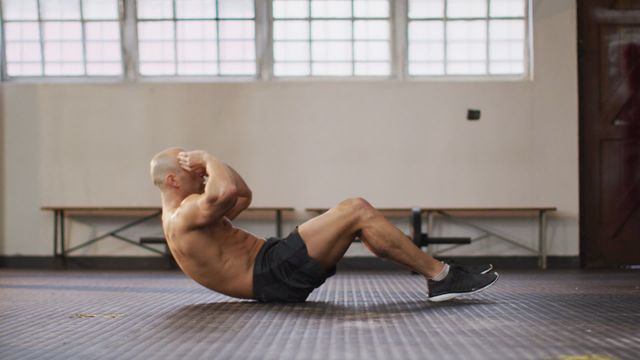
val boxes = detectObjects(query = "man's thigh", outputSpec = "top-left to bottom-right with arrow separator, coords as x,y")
298,204 -> 360,270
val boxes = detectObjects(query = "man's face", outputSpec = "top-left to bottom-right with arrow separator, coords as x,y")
176,167 -> 206,195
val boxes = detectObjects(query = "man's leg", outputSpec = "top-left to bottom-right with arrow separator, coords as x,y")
298,197 -> 445,278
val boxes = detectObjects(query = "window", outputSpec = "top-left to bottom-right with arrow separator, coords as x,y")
408,0 -> 527,76
2,0 -> 122,77
272,0 -> 391,77
0,0 -> 530,80
136,0 -> 256,76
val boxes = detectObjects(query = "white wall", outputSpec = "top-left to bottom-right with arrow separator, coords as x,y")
0,0 -> 578,258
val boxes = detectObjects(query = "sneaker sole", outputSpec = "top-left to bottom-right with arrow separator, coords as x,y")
428,272 -> 500,303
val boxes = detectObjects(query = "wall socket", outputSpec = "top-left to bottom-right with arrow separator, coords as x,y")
467,109 -> 481,120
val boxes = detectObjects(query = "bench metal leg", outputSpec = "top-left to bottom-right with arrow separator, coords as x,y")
64,211 -> 161,254
539,210 -> 548,269
276,210 -> 283,238
53,210 -> 59,257
431,211 -> 541,257
60,210 -> 66,257
426,210 -> 434,251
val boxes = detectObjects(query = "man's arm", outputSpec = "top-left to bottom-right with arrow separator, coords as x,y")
223,164 -> 252,220
177,151 -> 238,228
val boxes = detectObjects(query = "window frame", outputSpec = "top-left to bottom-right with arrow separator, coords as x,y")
270,0 -> 394,79
135,0 -> 259,79
0,0 -> 532,82
405,0 -> 532,79
0,0 -> 126,81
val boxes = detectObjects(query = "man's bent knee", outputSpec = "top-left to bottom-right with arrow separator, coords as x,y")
337,197 -> 378,224
338,197 -> 373,212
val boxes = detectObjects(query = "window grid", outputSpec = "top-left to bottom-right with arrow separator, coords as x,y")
135,0 -> 257,77
272,0 -> 392,77
0,0 -> 531,81
2,0 -> 123,78
407,0 -> 528,77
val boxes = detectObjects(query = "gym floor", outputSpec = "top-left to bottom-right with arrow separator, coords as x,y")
1,269 -> 638,360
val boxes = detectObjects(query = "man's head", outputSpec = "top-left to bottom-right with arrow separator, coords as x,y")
150,147 -> 205,199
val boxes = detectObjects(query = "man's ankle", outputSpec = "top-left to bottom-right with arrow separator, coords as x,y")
429,262 -> 450,281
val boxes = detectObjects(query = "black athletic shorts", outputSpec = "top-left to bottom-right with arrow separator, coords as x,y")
253,227 -> 336,303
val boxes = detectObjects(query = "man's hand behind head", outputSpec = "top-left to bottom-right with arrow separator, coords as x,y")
178,150 -> 209,174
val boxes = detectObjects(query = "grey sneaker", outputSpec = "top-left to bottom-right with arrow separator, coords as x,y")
428,265 -> 499,302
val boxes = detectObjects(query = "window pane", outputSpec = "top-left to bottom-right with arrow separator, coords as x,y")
311,20 -> 351,40
273,0 -> 310,19
447,61 -> 485,74
43,22 -> 82,41
138,21 -> 175,41
140,62 -> 176,75
136,0 -> 173,19
44,41 -> 83,62
310,0 -> 351,18
489,19 -> 524,40
85,22 -> 121,41
86,41 -> 121,61
5,22 -> 41,41
45,62 -> 84,75
408,0 -> 443,19
177,40 -> 217,61
409,62 -> 444,75
354,20 -> 388,40
354,41 -> 389,61
5,21 -> 43,76
176,0 -> 216,19
219,20 -> 254,40
490,0 -> 525,17
312,41 -> 352,61
8,63 -> 43,76
312,62 -> 351,76
178,62 -> 217,75
489,20 -> 525,74
447,0 -> 487,18
40,0 -> 81,20
274,62 -> 310,76
139,41 -> 175,61
2,0 -> 39,20
218,0 -> 254,18
87,62 -> 121,75
273,20 -> 309,40
353,0 -> 389,18
274,41 -> 310,61
354,62 -> 389,75
409,42 -> 443,61
489,61 -> 523,74
82,0 -> 119,20
176,20 -> 217,40
219,40 -> 254,61
6,42 -> 42,62
408,20 -> 443,41
219,62 -> 255,75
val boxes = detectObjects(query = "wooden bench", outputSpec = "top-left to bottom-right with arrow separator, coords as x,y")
306,207 -> 556,269
41,206 -> 294,261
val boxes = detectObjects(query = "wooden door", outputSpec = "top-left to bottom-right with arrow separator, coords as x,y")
579,0 -> 640,267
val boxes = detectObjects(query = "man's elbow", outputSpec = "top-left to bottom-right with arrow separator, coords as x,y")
219,185 -> 239,204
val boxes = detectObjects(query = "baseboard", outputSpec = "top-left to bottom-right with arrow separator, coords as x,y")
0,256 -> 177,270
0,255 -> 580,270
337,256 -> 581,271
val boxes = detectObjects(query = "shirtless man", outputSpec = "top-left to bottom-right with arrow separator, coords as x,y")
150,148 -> 498,303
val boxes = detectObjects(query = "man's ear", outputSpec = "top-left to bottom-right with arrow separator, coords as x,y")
166,174 -> 179,189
